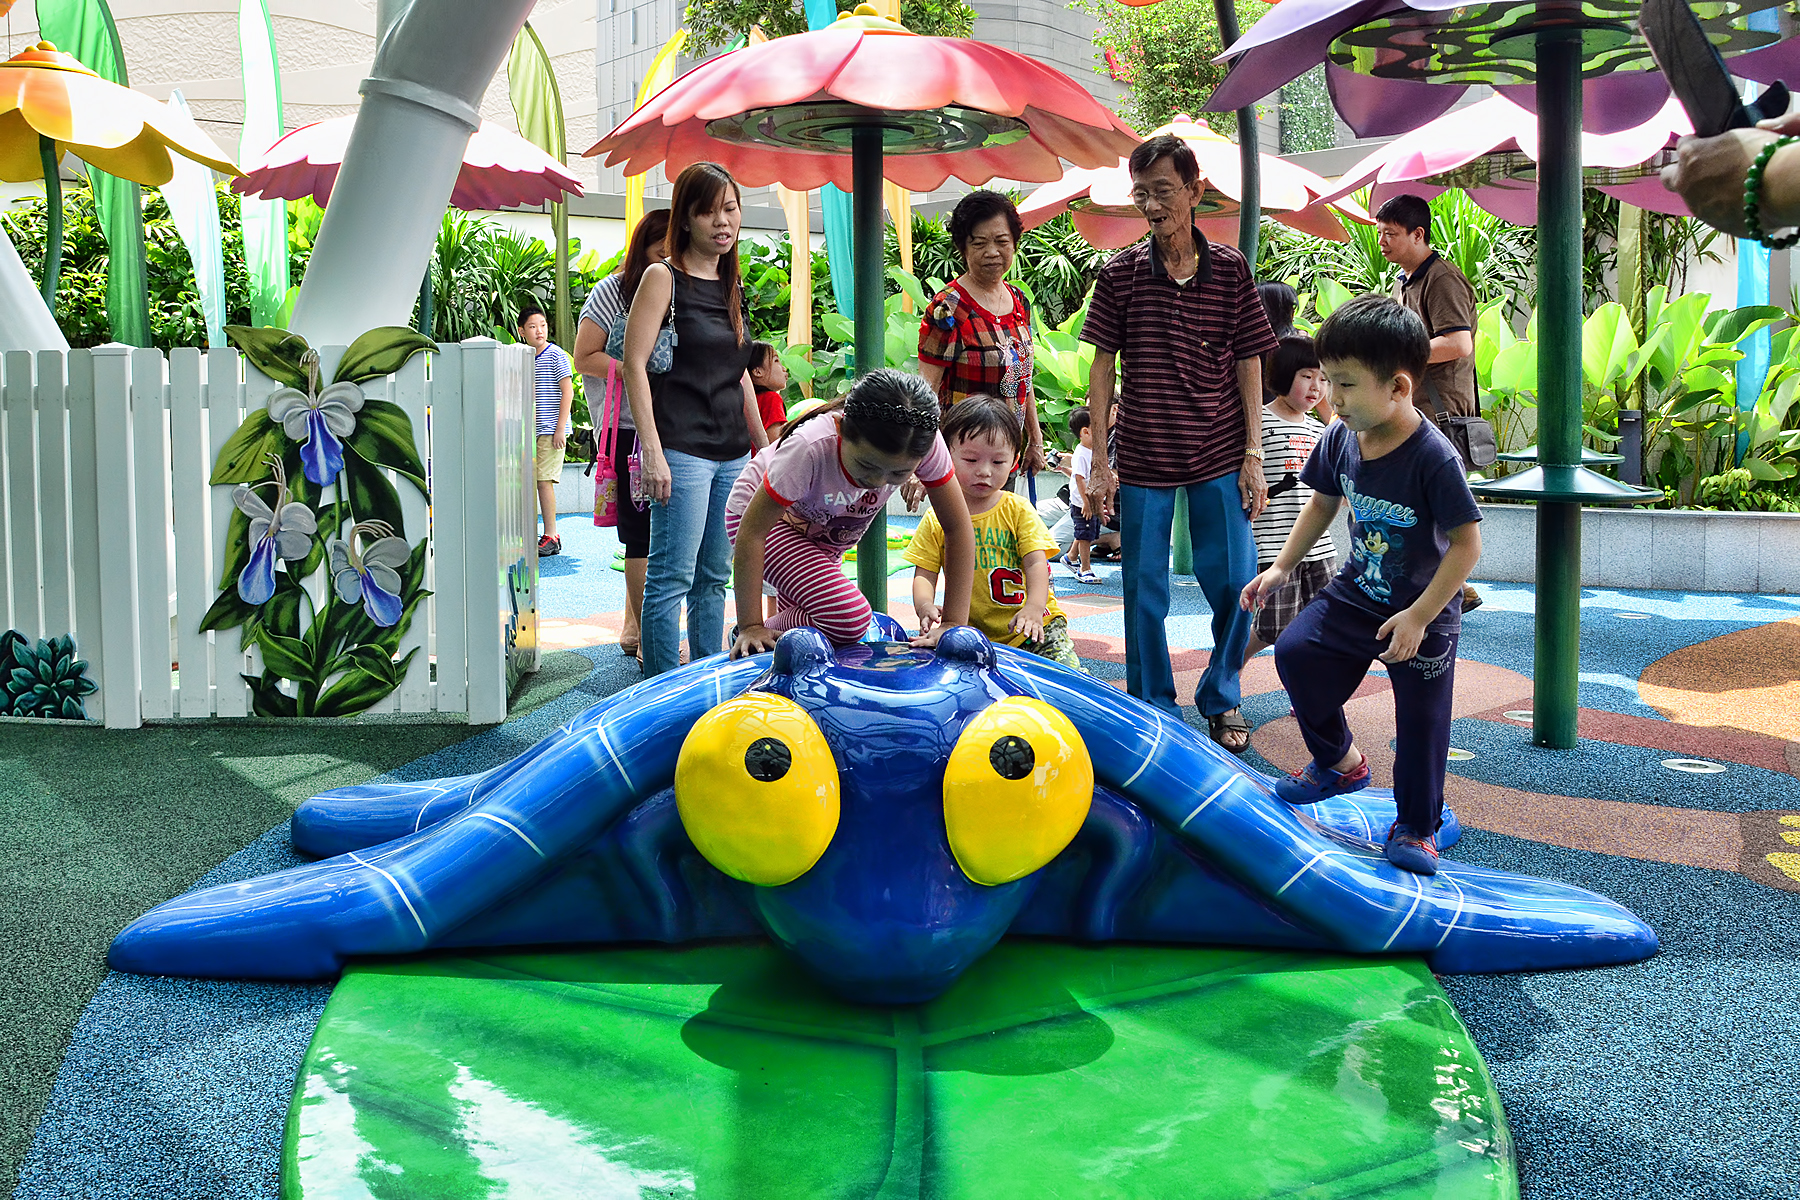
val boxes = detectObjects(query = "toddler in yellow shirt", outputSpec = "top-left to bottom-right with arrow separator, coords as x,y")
906,395 -> 1081,669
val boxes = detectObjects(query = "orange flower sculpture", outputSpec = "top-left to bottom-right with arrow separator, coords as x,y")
586,8 -> 1139,191
0,41 -> 238,185
0,40 -> 239,305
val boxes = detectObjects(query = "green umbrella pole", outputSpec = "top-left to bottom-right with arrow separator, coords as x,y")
38,136 -> 62,309
851,125 -> 889,612
1212,0 -> 1261,265
1533,28 -> 1583,749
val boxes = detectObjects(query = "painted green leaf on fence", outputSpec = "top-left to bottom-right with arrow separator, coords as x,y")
256,629 -> 314,683
313,646 -> 414,717
333,327 -> 436,385
346,399 -> 427,491
340,453 -> 406,537
224,325 -> 311,390
209,409 -> 283,486
217,506 -> 253,593
243,671 -> 298,718
197,587 -> 258,634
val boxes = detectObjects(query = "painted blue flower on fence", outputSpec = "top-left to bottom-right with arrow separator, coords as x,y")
330,521 -> 411,627
267,350 -> 365,487
233,456 -> 317,605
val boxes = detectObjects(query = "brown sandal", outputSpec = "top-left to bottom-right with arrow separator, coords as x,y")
1207,708 -> 1251,755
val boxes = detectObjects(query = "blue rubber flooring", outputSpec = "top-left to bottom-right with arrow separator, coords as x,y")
11,508 -> 1800,1199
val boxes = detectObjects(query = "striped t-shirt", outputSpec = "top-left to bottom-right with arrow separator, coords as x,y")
533,342 -> 573,436
1251,409 -> 1336,566
1079,230 -> 1278,487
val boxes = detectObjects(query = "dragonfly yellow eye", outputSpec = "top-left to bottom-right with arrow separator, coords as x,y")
675,692 -> 839,886
942,696 -> 1093,886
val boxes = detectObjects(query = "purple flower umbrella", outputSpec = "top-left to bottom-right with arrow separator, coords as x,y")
1198,0 -> 1800,748
1313,93 -> 1693,224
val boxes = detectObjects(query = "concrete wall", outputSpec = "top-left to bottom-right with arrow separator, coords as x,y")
1473,504 -> 1800,594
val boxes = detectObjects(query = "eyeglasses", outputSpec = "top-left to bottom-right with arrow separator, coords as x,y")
1130,185 -> 1189,209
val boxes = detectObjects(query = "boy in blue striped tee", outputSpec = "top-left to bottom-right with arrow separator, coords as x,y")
520,305 -> 573,555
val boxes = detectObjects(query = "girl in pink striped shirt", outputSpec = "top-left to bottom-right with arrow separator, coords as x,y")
727,369 -> 976,656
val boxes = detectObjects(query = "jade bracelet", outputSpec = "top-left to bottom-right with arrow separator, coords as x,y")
1744,135 -> 1800,250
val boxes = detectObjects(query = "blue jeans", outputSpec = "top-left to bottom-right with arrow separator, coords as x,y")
643,449 -> 750,676
1118,474 -> 1257,719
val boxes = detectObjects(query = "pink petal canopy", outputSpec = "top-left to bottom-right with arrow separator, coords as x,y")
234,117 -> 584,211
1315,95 -> 1693,225
1017,116 -> 1371,250
1201,0 -> 1795,137
583,23 -> 1141,191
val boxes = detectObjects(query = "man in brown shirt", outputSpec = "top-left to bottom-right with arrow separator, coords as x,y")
1376,194 -> 1477,418
1377,193 -> 1485,610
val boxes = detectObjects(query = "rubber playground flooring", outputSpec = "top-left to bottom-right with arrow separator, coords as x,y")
4,512 -> 1798,1199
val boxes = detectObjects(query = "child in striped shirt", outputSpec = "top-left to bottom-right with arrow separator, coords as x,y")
520,305 -> 574,557
1244,335 -> 1336,665
726,369 -> 976,655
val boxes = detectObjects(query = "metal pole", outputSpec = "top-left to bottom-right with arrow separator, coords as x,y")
1533,29 -> 1583,749
1212,0 -> 1260,266
852,125 -> 889,611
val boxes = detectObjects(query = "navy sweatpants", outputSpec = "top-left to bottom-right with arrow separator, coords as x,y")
1273,591 -> 1458,835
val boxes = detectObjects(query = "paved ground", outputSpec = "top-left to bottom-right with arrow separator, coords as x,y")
5,511 -> 1797,1199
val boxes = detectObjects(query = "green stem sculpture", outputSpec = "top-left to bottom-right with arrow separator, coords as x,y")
38,135 -> 62,309
853,125 -> 889,610
1533,28 -> 1583,749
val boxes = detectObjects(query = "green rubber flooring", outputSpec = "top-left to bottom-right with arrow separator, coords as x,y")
285,941 -> 1517,1199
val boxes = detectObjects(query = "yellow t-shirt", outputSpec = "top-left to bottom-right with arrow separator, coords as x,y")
904,492 -> 1067,647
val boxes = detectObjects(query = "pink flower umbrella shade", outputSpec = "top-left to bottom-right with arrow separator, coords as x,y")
1018,115 -> 1371,249
1314,94 -> 1693,225
234,117 -> 584,210
583,16 -> 1139,191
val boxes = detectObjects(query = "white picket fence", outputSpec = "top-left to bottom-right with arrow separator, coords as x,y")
0,337 -> 539,728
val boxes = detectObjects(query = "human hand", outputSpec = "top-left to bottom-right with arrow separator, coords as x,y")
901,476 -> 926,512
552,430 -> 568,450
1239,565 -> 1288,612
915,602 -> 942,634
1086,463 -> 1118,521
1377,609 -> 1429,663
1661,128 -> 1790,237
1022,442 -> 1048,476
642,450 -> 673,503
1240,457 -> 1268,520
1009,608 -> 1045,643
910,622 -> 953,649
731,623 -> 782,659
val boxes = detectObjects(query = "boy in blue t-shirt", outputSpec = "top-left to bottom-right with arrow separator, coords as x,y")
1239,295 -> 1482,875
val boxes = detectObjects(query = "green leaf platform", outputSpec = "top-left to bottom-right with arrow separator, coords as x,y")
283,942 -> 1517,1198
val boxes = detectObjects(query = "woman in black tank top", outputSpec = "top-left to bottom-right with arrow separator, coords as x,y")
621,162 -> 768,676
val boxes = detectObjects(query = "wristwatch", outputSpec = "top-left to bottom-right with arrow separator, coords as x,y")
1244,446 -> 1264,460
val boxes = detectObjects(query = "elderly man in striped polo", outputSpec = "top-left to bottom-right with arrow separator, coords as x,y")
1080,134 -> 1276,754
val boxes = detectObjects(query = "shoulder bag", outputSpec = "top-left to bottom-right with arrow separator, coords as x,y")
606,260 -> 679,373
1414,293 -> 1497,471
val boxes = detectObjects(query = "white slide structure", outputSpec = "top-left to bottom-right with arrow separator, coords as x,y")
288,0 -> 537,345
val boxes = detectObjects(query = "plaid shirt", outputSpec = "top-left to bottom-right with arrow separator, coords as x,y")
917,280 -> 1034,414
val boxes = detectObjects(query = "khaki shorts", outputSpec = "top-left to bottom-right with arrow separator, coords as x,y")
534,434 -> 565,483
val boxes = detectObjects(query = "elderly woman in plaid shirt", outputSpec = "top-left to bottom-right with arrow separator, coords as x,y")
902,191 -> 1046,507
